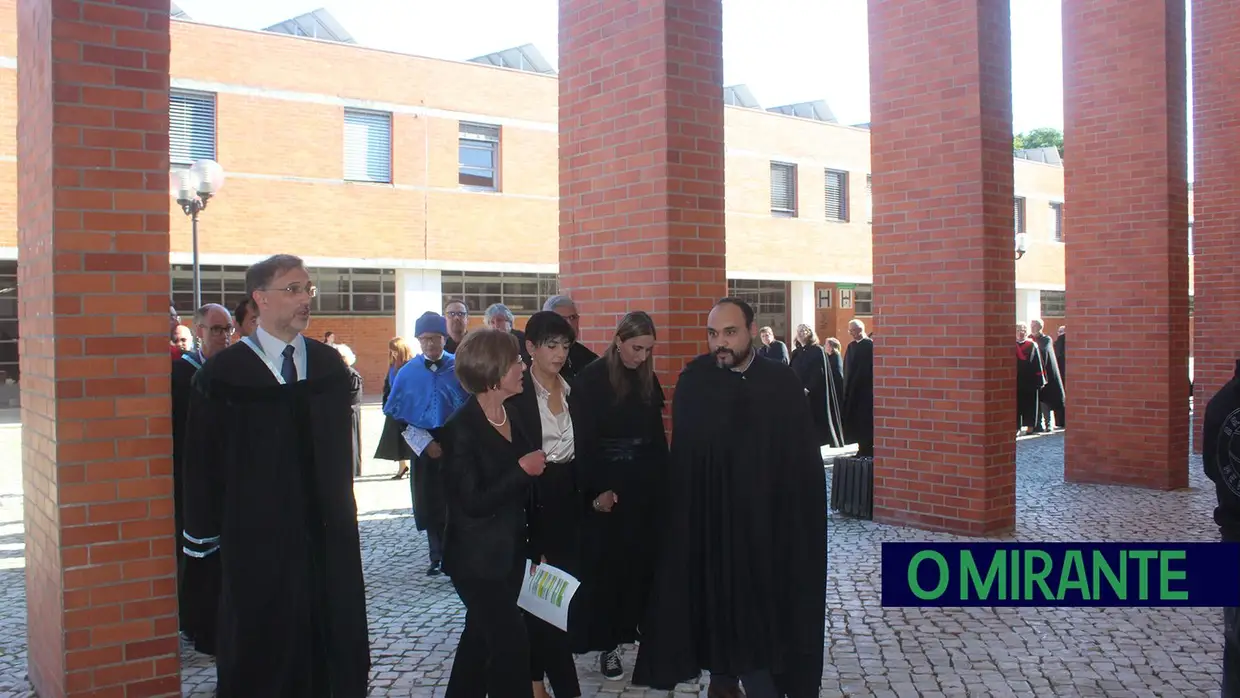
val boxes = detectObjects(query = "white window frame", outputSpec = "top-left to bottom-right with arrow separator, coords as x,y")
169,89 -> 217,167
459,122 -> 501,192
343,109 -> 393,184
770,162 -> 797,217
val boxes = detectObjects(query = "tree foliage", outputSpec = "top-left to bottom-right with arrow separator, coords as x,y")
1013,127 -> 1064,157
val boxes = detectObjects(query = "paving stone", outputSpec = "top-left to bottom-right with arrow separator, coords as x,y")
0,413 -> 1227,696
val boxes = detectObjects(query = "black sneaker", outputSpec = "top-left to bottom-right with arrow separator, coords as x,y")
600,649 -> 625,680
427,561 -> 442,576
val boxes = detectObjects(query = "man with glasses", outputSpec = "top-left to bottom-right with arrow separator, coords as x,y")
543,294 -> 598,379
443,299 -> 469,354
172,303 -> 234,654
181,254 -> 371,696
384,311 -> 469,575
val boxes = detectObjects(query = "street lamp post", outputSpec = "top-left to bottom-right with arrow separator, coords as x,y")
1014,232 -> 1029,261
173,159 -> 226,310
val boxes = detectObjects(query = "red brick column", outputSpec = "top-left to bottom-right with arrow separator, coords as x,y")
867,0 -> 1016,535
1063,3 -> 1190,487
17,0 -> 180,695
558,0 -> 726,397
1191,0 -> 1240,453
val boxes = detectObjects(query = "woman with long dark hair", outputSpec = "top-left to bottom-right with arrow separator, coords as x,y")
790,323 -> 844,448
571,311 -> 668,681
375,337 -> 416,479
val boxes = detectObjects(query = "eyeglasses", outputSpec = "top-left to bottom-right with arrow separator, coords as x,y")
445,311 -> 468,319
203,325 -> 236,337
264,283 -> 318,298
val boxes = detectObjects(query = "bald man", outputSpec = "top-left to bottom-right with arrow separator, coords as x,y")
173,303 -> 235,655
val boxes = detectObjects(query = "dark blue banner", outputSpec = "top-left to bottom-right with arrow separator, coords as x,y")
881,542 -> 1240,607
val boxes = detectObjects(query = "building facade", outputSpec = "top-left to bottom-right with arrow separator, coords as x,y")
0,5 -> 1082,394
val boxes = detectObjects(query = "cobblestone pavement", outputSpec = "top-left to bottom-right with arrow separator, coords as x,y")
0,409 -> 1225,697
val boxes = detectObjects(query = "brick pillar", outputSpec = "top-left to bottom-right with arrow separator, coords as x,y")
17,0 -> 180,696
1063,3 -> 1190,487
558,0 -> 726,397
868,0 -> 1016,535
1191,0 -> 1240,452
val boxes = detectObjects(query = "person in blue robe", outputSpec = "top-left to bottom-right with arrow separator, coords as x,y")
384,311 -> 469,575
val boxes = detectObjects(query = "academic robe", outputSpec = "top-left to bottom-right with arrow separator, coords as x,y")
1015,339 -> 1045,431
631,354 -> 827,698
759,340 -> 790,365
571,357 -> 669,654
1054,334 -> 1066,380
182,337 -> 371,698
345,366 -> 364,477
171,350 -> 207,646
374,366 -> 415,462
791,343 -> 845,448
561,341 -> 599,381
1032,333 -> 1064,412
841,337 -> 875,454
384,352 -> 469,533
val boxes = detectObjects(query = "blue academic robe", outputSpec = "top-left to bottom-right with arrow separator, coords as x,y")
383,352 -> 469,440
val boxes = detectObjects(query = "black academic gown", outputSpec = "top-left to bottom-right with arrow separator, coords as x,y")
374,368 -> 415,462
791,343 -> 844,448
346,366 -> 364,477
632,354 -> 826,698
171,351 -> 207,645
182,337 -> 371,698
1032,334 -> 1064,412
1015,339 -> 1045,431
561,341 -> 599,381
759,340 -> 790,365
571,357 -> 669,654
841,337 -> 875,453
1054,334 -> 1066,380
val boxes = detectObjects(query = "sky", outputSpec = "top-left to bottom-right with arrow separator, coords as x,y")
176,0 -> 1193,147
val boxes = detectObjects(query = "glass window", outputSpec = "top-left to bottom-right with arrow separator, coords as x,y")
727,279 -> 789,343
169,265 -> 396,317
441,271 -> 559,315
854,285 -> 874,315
459,123 -> 500,191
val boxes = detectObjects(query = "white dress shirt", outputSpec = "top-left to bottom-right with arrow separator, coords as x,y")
252,325 -> 308,382
532,372 -> 575,463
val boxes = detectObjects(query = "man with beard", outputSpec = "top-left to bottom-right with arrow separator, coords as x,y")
632,298 -> 826,698
1030,319 -> 1065,431
173,303 -> 234,654
841,319 -> 875,457
182,254 -> 370,697
444,299 -> 469,354
1015,323 -> 1046,435
543,294 -> 599,379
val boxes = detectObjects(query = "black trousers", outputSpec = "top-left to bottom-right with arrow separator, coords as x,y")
526,611 -> 580,697
447,568 -> 533,698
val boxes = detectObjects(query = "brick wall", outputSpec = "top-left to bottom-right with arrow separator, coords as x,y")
17,0 -> 180,695
559,0 -> 727,399
1063,1 -> 1190,488
868,0 -> 1017,535
1191,0 -> 1240,451
0,0 -> 1073,293
312,315 -> 395,400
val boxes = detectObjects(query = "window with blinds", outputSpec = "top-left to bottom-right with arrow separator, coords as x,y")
824,169 -> 849,222
460,122 -> 501,190
1050,202 -> 1064,242
1014,196 -> 1027,234
169,90 -> 216,167
343,110 -> 392,183
866,173 -> 872,224
770,162 -> 796,216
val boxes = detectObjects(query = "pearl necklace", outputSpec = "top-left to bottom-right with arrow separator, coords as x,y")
485,406 -> 508,428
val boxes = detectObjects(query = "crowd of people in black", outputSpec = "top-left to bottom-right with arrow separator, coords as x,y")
168,254 -> 852,698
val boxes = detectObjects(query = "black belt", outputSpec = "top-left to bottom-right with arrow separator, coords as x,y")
545,457 -> 574,466
599,438 -> 651,461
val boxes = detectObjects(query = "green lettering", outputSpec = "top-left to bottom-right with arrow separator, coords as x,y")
961,550 -> 1005,600
1010,548 -> 1019,600
908,551 -> 950,600
1159,550 -> 1188,600
1129,550 -> 1158,600
1057,550 -> 1090,601
1092,550 -> 1127,599
1022,550 -> 1055,600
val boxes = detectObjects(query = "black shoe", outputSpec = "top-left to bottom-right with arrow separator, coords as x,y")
427,561 -> 442,576
600,648 -> 625,680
